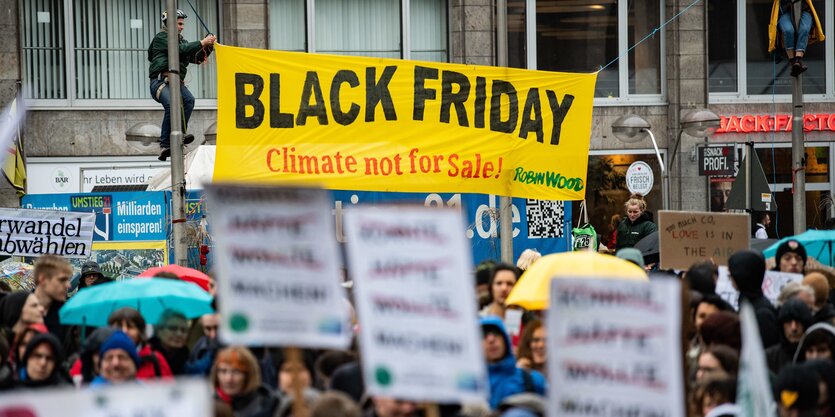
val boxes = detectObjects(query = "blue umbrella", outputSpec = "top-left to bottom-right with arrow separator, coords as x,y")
60,278 -> 214,327
762,229 -> 835,267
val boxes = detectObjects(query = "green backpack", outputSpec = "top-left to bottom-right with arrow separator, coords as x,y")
572,201 -> 598,251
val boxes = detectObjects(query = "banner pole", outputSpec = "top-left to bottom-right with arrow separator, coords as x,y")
166,0 -> 188,267
496,0 -> 514,263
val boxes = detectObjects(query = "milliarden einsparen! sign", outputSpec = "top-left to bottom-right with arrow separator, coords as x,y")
213,45 -> 597,200
0,208 -> 95,258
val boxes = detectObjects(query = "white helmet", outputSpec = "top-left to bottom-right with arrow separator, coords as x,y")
161,9 -> 187,22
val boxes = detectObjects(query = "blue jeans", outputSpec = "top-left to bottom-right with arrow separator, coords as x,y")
150,79 -> 195,148
778,11 -> 812,53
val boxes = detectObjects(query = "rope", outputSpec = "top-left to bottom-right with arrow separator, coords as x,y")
183,0 -> 215,38
599,0 -> 704,72
770,51 -> 780,238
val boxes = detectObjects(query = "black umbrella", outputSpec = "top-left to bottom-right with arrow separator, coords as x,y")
634,231 -> 659,257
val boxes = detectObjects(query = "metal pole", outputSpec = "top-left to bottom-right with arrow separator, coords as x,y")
167,0 -> 188,266
644,129 -> 668,210
791,1 -> 806,234
497,0 -> 514,262
745,142 -> 751,212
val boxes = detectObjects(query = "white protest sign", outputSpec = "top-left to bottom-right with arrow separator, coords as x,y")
0,207 -> 94,258
549,278 -> 683,417
206,184 -> 351,348
344,206 -> 488,403
0,379 -> 211,417
715,267 -> 801,309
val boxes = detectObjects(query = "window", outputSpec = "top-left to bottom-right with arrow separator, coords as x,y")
709,0 -> 833,99
512,0 -> 664,100
21,0 -> 219,104
268,0 -> 449,62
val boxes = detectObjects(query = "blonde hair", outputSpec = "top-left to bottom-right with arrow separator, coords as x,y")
624,193 -> 647,212
33,255 -> 72,286
516,249 -> 541,271
211,347 -> 262,394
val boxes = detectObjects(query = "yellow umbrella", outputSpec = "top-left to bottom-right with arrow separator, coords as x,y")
504,251 -> 648,310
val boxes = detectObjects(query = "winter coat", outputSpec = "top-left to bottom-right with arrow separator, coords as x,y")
793,322 -> 835,363
766,299 -> 812,374
615,212 -> 657,250
149,337 -> 190,376
185,336 -> 217,376
136,344 -> 173,380
768,0 -> 825,53
217,385 -> 281,417
813,303 -> 835,325
147,31 -> 207,79
481,316 -> 547,410
742,294 -> 780,349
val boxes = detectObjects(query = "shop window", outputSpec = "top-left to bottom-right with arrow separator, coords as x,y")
268,0 -> 449,62
507,0 -> 527,69
572,154 -> 663,251
21,0 -> 219,102
757,146 -> 829,183
628,0 -> 661,95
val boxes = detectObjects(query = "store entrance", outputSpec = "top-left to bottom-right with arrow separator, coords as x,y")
770,189 -> 832,239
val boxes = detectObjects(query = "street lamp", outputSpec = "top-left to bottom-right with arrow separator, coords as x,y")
125,122 -> 161,146
203,121 -> 217,145
612,114 -> 667,208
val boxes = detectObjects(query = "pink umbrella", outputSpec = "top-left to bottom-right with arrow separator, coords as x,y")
138,264 -> 212,292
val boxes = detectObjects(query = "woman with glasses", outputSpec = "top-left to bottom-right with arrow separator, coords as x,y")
150,309 -> 192,375
211,346 -> 281,417
515,319 -> 547,378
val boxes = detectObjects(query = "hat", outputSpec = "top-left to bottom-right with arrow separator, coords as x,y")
81,261 -> 103,278
776,240 -> 808,266
161,9 -> 187,22
99,331 -> 139,366
616,248 -> 645,269
778,298 -> 813,329
728,250 -> 766,295
774,364 -> 819,411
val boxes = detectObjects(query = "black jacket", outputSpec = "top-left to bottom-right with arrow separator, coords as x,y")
149,337 -> 189,376
742,294 -> 780,349
616,212 -> 657,249
226,385 -> 281,417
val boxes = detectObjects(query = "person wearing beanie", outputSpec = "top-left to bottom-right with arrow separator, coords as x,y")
616,248 -> 645,269
766,299 -> 814,374
69,327 -> 117,385
92,331 -> 139,386
775,240 -> 808,274
17,333 -> 68,388
728,250 -> 779,348
774,364 -> 820,417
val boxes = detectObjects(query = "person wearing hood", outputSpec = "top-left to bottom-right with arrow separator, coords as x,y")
17,333 -> 68,388
767,298 -> 813,374
775,240 -> 807,274
211,346 -> 281,417
793,322 -> 835,363
481,316 -> 546,410
0,291 -> 45,346
728,250 -> 780,348
92,331 -> 140,386
802,360 -> 835,417
774,363 -> 820,417
77,261 -> 111,291
616,194 -> 657,250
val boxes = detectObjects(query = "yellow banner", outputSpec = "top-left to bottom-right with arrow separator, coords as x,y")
214,45 -> 597,200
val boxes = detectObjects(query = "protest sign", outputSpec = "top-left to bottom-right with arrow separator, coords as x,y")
716,267 -> 802,309
548,278 -> 683,417
659,211 -> 749,270
206,184 -> 351,349
213,45 -> 597,201
0,207 -> 94,258
0,379 -> 211,417
343,206 -> 487,402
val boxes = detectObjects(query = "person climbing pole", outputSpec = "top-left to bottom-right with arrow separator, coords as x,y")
768,0 -> 825,77
148,9 -> 216,161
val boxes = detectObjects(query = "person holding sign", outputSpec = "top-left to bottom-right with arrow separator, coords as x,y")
481,316 -> 546,410
616,194 -> 657,250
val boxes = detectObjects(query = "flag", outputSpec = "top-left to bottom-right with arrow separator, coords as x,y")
737,301 -> 777,417
0,97 -> 26,197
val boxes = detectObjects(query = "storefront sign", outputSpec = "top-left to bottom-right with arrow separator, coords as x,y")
213,45 -> 597,200
698,145 -> 735,176
21,192 -> 167,242
548,278 -> 683,417
27,159 -> 167,194
625,161 -> 653,196
716,114 -> 835,134
206,184 -> 351,349
658,211 -> 749,270
0,208 -> 95,258
344,206 -> 487,402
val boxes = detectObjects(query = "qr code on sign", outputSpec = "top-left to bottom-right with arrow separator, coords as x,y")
526,199 -> 564,238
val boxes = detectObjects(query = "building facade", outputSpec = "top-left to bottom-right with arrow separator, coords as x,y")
1,0 -> 833,240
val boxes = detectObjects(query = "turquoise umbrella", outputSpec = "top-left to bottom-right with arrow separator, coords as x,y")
763,229 -> 835,267
59,278 -> 214,327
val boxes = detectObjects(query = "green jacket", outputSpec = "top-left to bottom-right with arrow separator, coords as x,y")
147,30 -> 204,79
616,212 -> 657,250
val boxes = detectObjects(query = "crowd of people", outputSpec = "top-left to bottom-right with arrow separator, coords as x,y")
0,225 -> 833,417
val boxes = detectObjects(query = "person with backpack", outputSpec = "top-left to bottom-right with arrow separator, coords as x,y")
481,316 -> 547,410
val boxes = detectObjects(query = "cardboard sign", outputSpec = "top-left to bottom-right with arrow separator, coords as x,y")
698,145 -> 735,176
0,207 -> 95,258
344,206 -> 487,403
659,211 -> 749,270
548,278 -> 683,417
0,379 -> 211,417
206,184 -> 351,349
716,267 -> 802,309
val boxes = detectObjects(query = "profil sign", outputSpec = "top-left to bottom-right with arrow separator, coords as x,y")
716,113 -> 835,134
